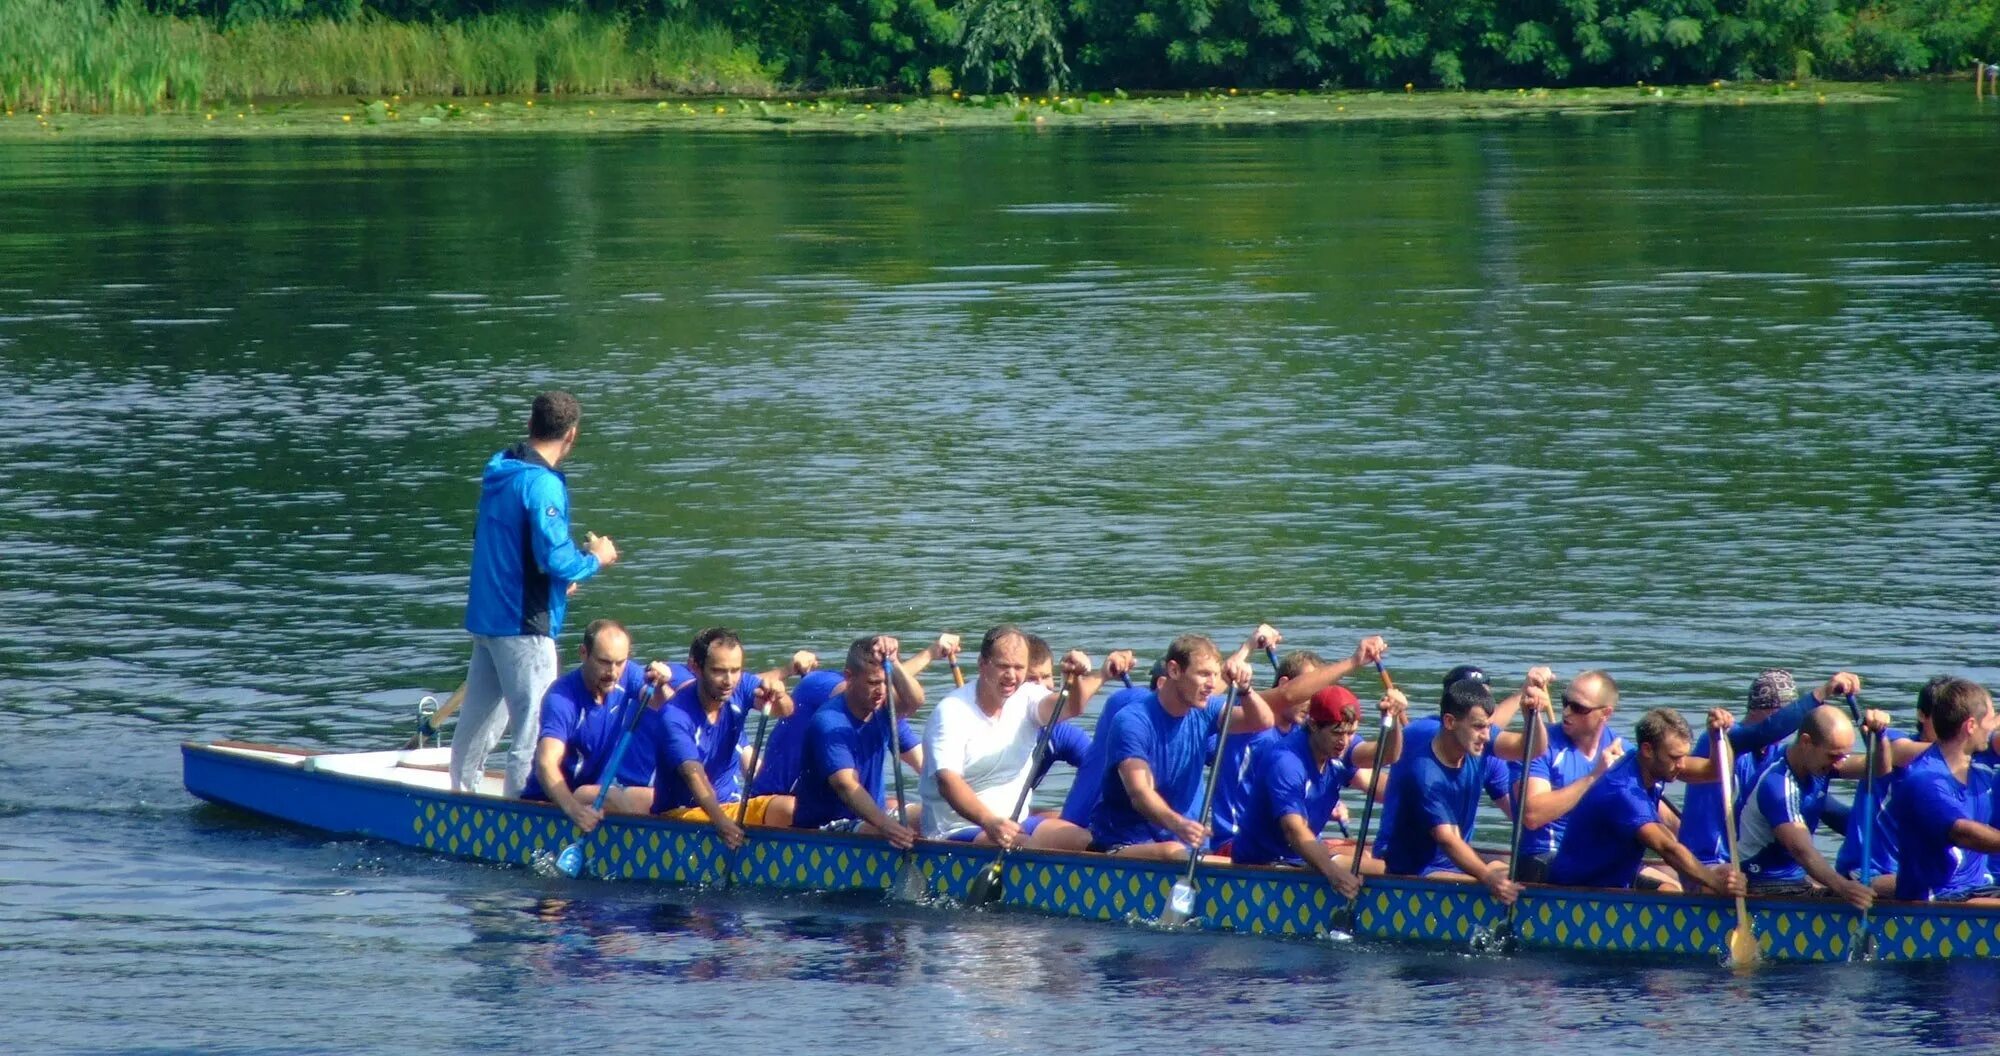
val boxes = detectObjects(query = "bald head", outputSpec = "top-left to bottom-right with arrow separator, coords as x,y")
1799,703 -> 1854,745
1792,704 -> 1857,776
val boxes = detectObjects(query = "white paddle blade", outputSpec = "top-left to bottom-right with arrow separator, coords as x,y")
1168,880 -> 1195,920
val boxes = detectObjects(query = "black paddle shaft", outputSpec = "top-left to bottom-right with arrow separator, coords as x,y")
1505,702 -> 1538,883
1002,683 -> 1068,825
971,682 -> 1072,902
883,659 -> 911,828
723,703 -> 773,889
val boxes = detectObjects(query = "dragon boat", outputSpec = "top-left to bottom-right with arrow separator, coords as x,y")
182,739 -> 2000,964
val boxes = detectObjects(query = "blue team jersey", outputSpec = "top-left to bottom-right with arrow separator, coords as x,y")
1089,693 -> 1224,849
1522,724 -> 1622,858
1231,727 -> 1357,866
1058,686 -> 1168,826
1206,726 -> 1268,851
1029,721 -> 1093,789
1979,745 -> 2000,879
746,670 -> 841,797
1889,746 -> 1999,902
792,698 -> 902,829
1379,738 -> 1488,876
1680,732 -> 1779,866
747,671 -> 916,798
518,662 -> 652,801
1374,716 -> 1512,857
1735,751 -> 1830,884
1834,728 -> 1917,880
632,674 -> 764,813
1547,754 -> 1664,889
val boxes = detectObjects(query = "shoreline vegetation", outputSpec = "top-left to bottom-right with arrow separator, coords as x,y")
0,81 -> 1897,140
1,0 -> 1983,127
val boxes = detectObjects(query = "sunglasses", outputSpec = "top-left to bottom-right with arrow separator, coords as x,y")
1563,697 -> 1607,715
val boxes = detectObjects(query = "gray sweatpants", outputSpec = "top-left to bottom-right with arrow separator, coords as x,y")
450,633 -> 558,797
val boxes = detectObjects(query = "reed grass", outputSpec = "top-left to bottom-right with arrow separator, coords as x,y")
0,0 -> 775,112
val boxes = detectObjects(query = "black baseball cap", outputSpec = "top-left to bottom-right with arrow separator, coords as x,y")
1441,665 -> 1488,706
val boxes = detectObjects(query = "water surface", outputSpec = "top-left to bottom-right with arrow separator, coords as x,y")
3,85 -> 1997,1053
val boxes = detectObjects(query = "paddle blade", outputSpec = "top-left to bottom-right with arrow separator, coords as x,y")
554,841 -> 584,879
1728,918 -> 1762,970
1160,880 -> 1195,926
966,861 -> 1003,906
892,859 -> 928,903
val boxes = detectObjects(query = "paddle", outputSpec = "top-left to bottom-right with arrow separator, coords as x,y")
554,682 -> 657,878
1160,682 -> 1242,927
883,658 -> 927,902
1494,693 -> 1540,951
403,681 -> 468,750
1846,690 -> 1877,961
965,680 -> 1071,906
722,698 -> 774,889
1716,733 -> 1762,970
1329,659 -> 1397,937
950,653 -> 966,689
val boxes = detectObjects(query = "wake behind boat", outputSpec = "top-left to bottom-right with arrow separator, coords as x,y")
180,739 -> 2000,964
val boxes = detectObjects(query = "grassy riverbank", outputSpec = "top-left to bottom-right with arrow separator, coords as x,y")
0,0 -> 774,113
0,80 -> 1893,140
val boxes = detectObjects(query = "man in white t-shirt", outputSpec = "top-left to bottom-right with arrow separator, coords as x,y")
920,625 -> 1091,846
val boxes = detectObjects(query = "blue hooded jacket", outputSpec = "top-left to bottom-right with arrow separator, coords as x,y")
464,443 -> 599,638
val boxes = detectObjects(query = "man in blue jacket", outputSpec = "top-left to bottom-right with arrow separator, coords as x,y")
451,391 -> 619,797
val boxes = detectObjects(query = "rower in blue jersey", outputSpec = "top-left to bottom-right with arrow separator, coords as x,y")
1027,669 -> 1163,852
1887,678 -> 2000,904
520,619 -> 675,832
1033,626 -> 1292,853
1734,704 -> 1887,909
1833,675 -> 1980,893
1006,637 -> 1130,839
623,628 -> 800,845
1028,723 -> 1092,799
1680,668 -> 1862,874
1370,665 -> 1531,876
747,669 -> 844,798
1232,685 -> 1407,900
1514,670 -> 1625,883
1549,707 -> 1745,896
745,641 -> 935,800
1208,635 -> 1390,854
790,635 -> 927,847
1088,633 -> 1274,860
1378,676 -> 1544,905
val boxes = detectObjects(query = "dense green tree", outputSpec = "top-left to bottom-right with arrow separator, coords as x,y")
128,0 -> 2000,88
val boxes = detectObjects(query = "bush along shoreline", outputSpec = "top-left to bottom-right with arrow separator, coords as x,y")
2,0 -> 1995,113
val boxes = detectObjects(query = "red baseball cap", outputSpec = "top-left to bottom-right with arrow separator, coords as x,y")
1309,685 -> 1360,727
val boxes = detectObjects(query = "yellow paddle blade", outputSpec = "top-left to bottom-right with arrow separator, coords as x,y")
1728,917 -> 1762,970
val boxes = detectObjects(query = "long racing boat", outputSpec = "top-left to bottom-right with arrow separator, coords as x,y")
181,739 -> 2000,964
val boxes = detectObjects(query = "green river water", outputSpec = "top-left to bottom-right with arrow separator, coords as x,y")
1,83 -> 1996,1054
